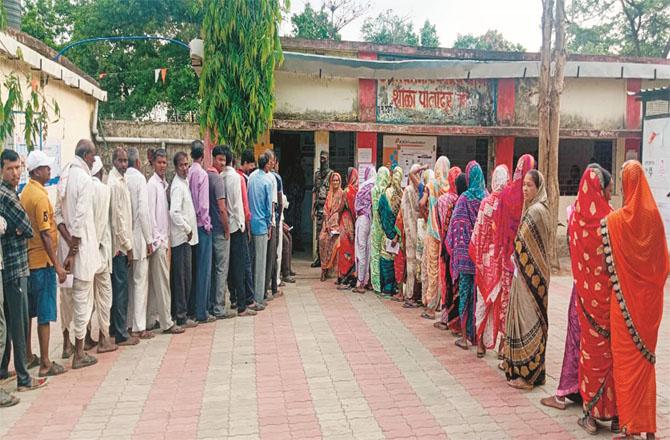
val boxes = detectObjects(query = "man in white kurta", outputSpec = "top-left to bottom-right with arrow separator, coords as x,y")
147,149 -> 183,334
57,140 -> 101,369
88,156 -> 117,353
125,147 -> 154,339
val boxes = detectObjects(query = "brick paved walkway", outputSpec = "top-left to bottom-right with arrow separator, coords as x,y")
1,260 -> 668,439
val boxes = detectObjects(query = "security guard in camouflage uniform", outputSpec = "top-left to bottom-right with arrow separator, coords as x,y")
311,150 -> 333,267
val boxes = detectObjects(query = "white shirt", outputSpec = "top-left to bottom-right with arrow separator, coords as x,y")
125,167 -> 153,260
147,173 -> 170,250
92,176 -> 112,274
221,167 -> 245,234
267,172 -> 277,226
107,167 -> 134,257
170,174 -> 198,247
56,156 -> 100,282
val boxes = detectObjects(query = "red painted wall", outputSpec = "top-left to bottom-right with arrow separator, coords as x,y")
497,79 -> 516,126
357,51 -> 378,164
494,80 -> 516,171
624,79 -> 642,159
495,136 -> 515,172
356,132 -> 377,165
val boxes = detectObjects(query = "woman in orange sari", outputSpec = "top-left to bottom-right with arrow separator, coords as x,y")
337,167 -> 358,288
319,172 -> 345,281
601,161 -> 669,439
569,166 -> 617,434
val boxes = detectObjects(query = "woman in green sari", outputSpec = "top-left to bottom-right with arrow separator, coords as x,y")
370,167 -> 390,293
378,167 -> 403,295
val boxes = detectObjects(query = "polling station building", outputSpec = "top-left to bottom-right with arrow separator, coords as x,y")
263,37 -> 670,248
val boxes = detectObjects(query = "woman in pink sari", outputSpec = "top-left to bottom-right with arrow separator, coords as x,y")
471,164 -> 510,358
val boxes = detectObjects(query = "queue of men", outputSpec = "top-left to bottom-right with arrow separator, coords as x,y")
0,140 -> 293,407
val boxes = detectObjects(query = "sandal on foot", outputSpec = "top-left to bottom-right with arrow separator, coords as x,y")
163,325 -> 185,335
26,354 -> 40,369
38,362 -> 66,378
578,415 -> 598,435
16,377 -> 48,392
138,330 -> 155,339
540,396 -> 566,410
97,343 -> 118,354
498,362 -> 506,372
507,378 -> 533,391
455,339 -> 469,350
420,312 -> 435,320
433,322 -> 448,330
61,347 -> 74,359
403,301 -> 418,308
476,349 -> 486,359
0,390 -> 19,407
72,353 -> 98,370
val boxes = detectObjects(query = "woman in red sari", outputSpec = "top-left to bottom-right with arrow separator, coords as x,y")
337,167 -> 359,288
569,166 -> 617,434
319,172 -> 345,281
493,154 -> 535,354
471,164 -> 510,357
601,161 -> 669,439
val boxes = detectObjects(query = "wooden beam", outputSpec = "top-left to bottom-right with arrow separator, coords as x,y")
271,119 -> 640,139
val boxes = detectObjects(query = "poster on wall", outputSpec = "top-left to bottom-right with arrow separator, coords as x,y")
642,116 -> 670,247
382,135 -> 437,185
9,113 -> 62,191
376,79 -> 495,126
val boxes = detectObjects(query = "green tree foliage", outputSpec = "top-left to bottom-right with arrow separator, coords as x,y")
453,30 -> 525,52
20,0 -> 202,120
291,3 -> 339,40
0,2 -> 60,150
567,0 -> 670,57
419,20 -> 440,47
21,0 -> 74,48
199,0 -> 285,154
361,10 -> 418,45
291,1 -> 369,41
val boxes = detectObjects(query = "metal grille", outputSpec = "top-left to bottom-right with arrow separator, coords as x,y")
646,100 -> 670,117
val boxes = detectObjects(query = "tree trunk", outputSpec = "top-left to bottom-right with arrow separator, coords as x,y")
548,0 -> 567,270
538,0 -> 554,180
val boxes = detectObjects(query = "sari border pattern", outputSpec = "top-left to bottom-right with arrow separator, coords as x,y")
600,218 -> 656,365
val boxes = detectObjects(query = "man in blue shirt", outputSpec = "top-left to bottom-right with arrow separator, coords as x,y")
247,153 -> 273,306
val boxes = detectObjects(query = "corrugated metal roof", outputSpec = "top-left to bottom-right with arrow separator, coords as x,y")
279,51 -> 670,80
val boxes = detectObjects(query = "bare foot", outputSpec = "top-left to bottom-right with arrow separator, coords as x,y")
117,336 -> 140,346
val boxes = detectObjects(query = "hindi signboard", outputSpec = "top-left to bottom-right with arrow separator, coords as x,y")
377,79 -> 495,126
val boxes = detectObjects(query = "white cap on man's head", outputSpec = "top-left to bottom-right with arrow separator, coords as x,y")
26,150 -> 54,172
91,156 -> 103,176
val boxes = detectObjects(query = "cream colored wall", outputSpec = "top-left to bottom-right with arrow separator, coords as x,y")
274,71 -> 358,121
560,78 -> 626,129
0,60 -> 97,162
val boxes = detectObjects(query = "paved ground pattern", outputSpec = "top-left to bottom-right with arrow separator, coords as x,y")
1,260 -> 668,439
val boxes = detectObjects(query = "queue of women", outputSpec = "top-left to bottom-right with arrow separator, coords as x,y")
316,156 -> 668,439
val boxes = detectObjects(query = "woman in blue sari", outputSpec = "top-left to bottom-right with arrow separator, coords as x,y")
446,161 -> 487,351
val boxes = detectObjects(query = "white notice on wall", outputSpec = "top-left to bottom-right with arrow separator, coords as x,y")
357,148 -> 372,164
642,116 -> 670,248
383,135 -> 437,185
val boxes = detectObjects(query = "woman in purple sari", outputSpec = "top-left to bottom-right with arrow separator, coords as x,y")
352,165 -> 377,293
540,204 -> 581,409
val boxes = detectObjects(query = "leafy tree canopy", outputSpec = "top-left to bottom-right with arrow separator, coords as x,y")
199,0 -> 285,153
419,20 -> 440,47
567,0 -> 670,57
291,3 -> 340,40
452,29 -> 525,52
21,0 -> 202,120
361,10 -> 418,46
